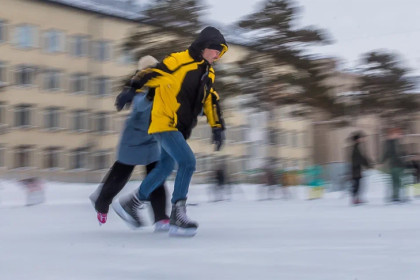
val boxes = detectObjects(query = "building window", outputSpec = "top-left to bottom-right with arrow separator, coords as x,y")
224,125 -> 248,143
43,69 -> 61,91
93,112 -> 110,133
0,102 -> 7,135
278,130 -> 286,146
286,131 -> 292,146
268,128 -> 277,145
0,20 -> 6,43
72,110 -> 88,132
292,131 -> 298,147
93,150 -> 111,170
93,77 -> 111,96
44,147 -> 61,169
15,65 -> 36,86
0,102 -> 5,124
70,148 -> 88,169
0,144 -> 4,167
14,24 -> 38,49
43,29 -> 65,53
0,61 -> 6,87
117,49 -> 134,64
302,131 -> 309,148
70,35 -> 89,57
14,104 -> 33,127
14,145 -> 33,168
44,107 -> 61,130
92,40 -> 111,61
70,74 -> 88,93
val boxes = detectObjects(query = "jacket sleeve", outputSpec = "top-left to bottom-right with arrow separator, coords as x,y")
203,88 -> 225,129
131,68 -> 160,90
131,59 -> 174,90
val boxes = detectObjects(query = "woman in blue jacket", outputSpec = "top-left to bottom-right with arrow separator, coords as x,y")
90,56 -> 169,231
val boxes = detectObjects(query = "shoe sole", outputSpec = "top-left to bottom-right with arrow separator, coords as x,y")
168,225 -> 197,237
112,200 -> 141,229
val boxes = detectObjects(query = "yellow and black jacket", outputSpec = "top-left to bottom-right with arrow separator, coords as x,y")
132,27 -> 228,139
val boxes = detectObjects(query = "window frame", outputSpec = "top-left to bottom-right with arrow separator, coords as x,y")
14,104 -> 34,128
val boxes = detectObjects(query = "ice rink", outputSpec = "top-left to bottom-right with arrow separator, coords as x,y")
1,172 -> 420,280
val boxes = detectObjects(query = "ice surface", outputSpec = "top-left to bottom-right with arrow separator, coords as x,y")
1,171 -> 420,280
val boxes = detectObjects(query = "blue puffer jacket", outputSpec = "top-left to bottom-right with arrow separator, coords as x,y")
117,92 -> 160,165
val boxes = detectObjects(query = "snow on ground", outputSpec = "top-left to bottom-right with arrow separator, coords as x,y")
1,170 -> 420,280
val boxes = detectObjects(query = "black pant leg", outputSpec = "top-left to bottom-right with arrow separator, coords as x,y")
146,162 -> 169,223
352,177 -> 361,197
95,161 -> 135,213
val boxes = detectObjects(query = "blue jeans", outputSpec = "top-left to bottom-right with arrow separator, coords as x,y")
137,131 -> 196,204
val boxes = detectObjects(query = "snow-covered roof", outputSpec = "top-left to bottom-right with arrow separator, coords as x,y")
41,0 -> 144,21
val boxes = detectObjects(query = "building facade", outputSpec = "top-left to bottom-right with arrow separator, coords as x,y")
0,0 -> 316,183
0,0 -> 139,182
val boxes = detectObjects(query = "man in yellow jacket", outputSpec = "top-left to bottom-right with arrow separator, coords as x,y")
113,26 -> 228,237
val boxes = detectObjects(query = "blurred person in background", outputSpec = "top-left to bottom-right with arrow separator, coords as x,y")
212,161 -> 227,202
381,127 -> 406,202
349,131 -> 373,205
112,26 -> 228,237
261,164 -> 279,200
20,177 -> 45,206
410,154 -> 420,183
89,56 -> 169,232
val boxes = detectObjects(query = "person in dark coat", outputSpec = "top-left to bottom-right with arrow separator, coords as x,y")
350,131 -> 373,205
89,56 -> 169,231
381,127 -> 405,202
212,159 -> 228,202
410,154 -> 420,183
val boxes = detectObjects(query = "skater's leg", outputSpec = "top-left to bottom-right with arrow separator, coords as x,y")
351,177 -> 361,203
352,178 -> 360,196
138,131 -> 195,204
146,162 -> 169,223
157,131 -> 196,204
95,161 -> 134,213
137,149 -> 175,201
391,168 -> 402,200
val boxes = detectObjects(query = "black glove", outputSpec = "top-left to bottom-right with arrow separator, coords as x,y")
212,127 -> 225,151
115,86 -> 136,111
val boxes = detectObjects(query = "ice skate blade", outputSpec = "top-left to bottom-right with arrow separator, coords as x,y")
154,226 -> 170,233
168,225 -> 197,237
111,200 -> 141,230
89,194 -> 96,208
154,221 -> 170,232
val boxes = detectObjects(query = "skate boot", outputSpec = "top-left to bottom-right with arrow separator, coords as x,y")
154,219 -> 170,232
169,200 -> 198,237
89,186 -> 107,225
97,212 -> 107,225
112,193 -> 147,229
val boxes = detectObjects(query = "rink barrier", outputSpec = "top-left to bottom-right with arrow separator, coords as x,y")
307,186 -> 325,200
411,183 -> 420,197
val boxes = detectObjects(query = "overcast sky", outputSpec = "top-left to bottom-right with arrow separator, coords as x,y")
204,0 -> 420,75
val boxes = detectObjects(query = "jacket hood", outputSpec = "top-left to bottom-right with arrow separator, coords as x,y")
188,26 -> 228,61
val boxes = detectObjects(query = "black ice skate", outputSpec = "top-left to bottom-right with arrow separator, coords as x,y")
112,193 -> 146,229
169,200 -> 198,237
